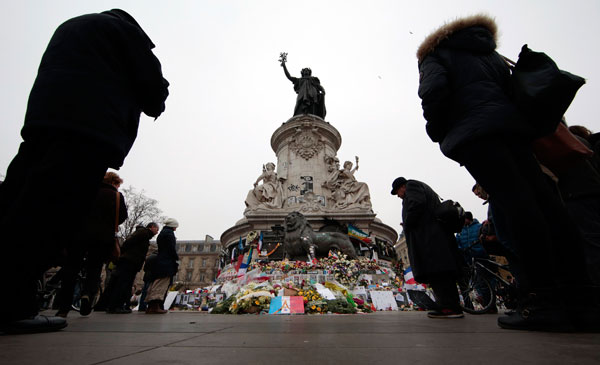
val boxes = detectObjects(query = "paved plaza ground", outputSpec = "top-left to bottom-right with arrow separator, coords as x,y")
1,310 -> 599,364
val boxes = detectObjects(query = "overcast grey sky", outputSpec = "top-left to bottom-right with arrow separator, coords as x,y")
1,1 -> 599,240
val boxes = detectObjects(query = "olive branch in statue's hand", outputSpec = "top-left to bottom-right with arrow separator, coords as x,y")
279,52 -> 288,65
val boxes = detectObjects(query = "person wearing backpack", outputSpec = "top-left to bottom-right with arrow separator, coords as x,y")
416,14 -> 594,332
391,177 -> 463,319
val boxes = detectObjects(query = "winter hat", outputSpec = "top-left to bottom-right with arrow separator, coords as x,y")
390,177 -> 407,195
163,218 -> 179,228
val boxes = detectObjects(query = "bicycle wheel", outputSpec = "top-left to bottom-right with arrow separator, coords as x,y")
458,271 -> 494,314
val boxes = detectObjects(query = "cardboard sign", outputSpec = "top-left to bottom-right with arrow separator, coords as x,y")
369,291 -> 398,311
269,296 -> 304,314
163,291 -> 178,310
314,283 -> 336,300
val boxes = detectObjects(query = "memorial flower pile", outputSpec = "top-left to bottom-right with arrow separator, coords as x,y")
227,282 -> 276,314
249,256 -> 383,278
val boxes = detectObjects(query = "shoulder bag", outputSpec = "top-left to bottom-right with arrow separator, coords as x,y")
502,44 -> 586,137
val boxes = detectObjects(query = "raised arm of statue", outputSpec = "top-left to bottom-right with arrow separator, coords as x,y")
281,61 -> 294,82
254,173 -> 265,187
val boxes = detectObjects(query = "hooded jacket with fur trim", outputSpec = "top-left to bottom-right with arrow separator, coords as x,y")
416,15 -> 533,159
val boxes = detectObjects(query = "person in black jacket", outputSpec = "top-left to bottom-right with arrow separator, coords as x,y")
138,251 -> 158,312
417,14 -> 592,331
55,172 -> 128,318
0,9 -> 168,334
391,177 -> 463,319
145,218 -> 179,314
106,223 -> 159,313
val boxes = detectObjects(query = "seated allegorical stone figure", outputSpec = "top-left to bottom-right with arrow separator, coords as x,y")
338,158 -> 371,209
245,162 -> 284,211
322,155 -> 372,210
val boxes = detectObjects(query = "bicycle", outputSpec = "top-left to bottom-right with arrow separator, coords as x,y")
458,243 -> 518,314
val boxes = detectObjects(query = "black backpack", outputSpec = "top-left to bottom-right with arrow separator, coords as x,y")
435,200 -> 466,233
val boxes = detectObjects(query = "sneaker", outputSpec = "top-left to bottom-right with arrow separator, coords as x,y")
427,309 -> 464,319
79,296 -> 92,316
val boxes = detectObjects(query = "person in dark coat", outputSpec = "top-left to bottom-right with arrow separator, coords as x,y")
55,172 -> 128,318
0,9 -> 168,333
555,127 -> 600,288
138,251 -> 158,312
417,14 -> 592,331
391,177 -> 463,318
145,218 -> 179,314
106,223 -> 159,313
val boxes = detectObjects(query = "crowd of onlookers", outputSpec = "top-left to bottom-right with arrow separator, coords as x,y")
392,13 -> 599,332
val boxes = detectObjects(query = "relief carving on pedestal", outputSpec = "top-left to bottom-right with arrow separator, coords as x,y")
289,124 -> 324,160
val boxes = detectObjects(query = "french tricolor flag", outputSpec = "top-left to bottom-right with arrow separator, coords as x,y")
404,267 -> 416,285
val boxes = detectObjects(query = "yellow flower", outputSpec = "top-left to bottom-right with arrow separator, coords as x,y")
317,307 -> 321,312
255,300 -> 260,305
312,296 -> 317,301
298,291 -> 303,295
311,305 -> 316,310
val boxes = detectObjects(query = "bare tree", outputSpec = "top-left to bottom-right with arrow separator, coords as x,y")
119,185 -> 166,240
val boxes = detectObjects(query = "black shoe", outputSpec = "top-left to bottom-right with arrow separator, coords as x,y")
427,308 -> 464,319
1,315 -> 67,334
79,296 -> 92,316
498,307 -> 573,332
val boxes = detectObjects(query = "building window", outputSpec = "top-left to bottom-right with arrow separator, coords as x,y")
188,258 -> 195,269
197,244 -> 204,252
202,258 -> 207,267
185,271 -> 193,281
199,273 -> 205,282
185,244 -> 191,252
210,244 -> 216,252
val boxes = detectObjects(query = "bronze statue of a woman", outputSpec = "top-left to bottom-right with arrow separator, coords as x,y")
280,52 -> 326,119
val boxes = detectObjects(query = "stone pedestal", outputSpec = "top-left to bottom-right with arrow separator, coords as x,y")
221,114 -> 397,251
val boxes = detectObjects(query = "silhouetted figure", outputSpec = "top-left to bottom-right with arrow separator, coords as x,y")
391,177 -> 463,319
417,14 -> 593,332
145,219 -> 179,314
0,9 -> 168,334
106,223 -> 159,313
280,53 -> 326,119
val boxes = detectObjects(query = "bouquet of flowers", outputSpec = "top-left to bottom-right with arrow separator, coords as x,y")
227,282 -> 276,314
299,288 -> 326,314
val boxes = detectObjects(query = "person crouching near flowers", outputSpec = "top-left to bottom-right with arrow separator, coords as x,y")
145,218 -> 179,314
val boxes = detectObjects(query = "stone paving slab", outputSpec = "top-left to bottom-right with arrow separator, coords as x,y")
1,310 -> 599,365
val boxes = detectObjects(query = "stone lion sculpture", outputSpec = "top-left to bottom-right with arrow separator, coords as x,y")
283,212 -> 358,261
